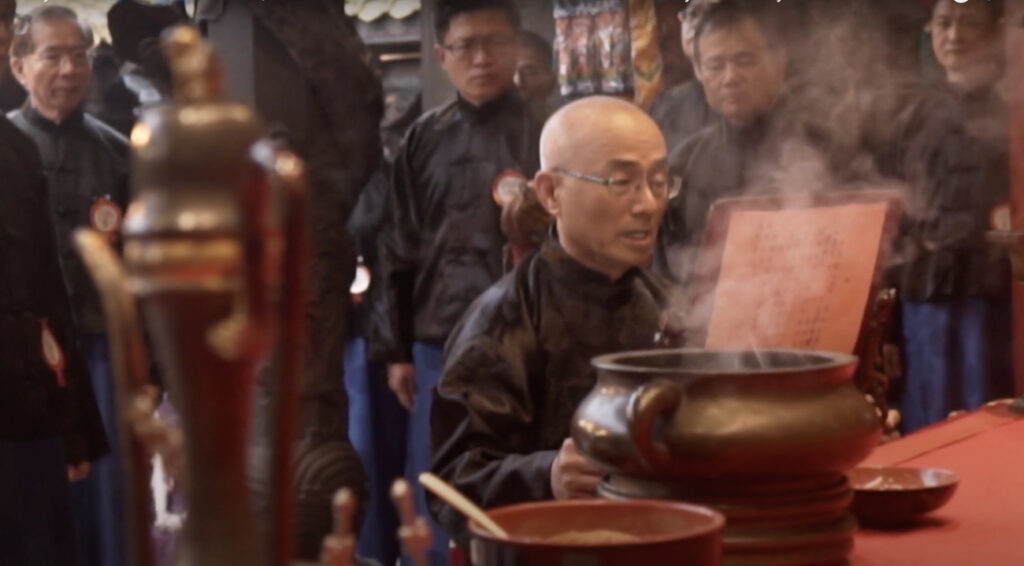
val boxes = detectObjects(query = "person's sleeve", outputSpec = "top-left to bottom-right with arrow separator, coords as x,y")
428,333 -> 555,544
368,129 -> 421,363
36,175 -> 109,464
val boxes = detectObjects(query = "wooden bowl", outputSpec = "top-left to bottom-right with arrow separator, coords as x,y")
848,467 -> 959,526
468,499 -> 724,566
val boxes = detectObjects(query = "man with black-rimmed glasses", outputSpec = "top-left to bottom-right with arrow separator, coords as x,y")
372,1 -> 542,563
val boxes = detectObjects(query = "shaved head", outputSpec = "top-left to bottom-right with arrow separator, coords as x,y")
533,95 -> 671,281
540,95 -> 664,170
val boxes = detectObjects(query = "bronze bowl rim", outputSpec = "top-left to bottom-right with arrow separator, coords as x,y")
848,466 -> 961,492
468,498 -> 726,548
592,347 -> 859,377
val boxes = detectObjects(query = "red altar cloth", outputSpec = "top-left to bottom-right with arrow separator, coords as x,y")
451,405 -> 1023,566
850,404 -> 1024,565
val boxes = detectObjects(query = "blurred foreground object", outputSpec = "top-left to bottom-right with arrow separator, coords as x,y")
198,2 -> 385,556
76,24 -> 310,566
392,479 -> 432,566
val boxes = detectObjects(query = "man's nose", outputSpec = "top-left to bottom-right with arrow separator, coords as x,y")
471,44 -> 493,66
722,62 -> 743,85
948,22 -> 963,42
58,56 -> 77,73
631,182 -> 661,215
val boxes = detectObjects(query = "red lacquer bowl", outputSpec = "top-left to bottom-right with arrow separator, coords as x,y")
848,467 -> 959,527
467,499 -> 724,566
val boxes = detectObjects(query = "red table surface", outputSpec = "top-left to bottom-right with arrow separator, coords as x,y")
450,406 -> 1024,566
851,404 -> 1024,566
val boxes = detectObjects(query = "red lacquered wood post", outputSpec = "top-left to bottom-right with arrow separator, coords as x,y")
1007,2 -> 1024,395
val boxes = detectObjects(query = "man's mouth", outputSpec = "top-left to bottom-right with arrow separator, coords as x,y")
623,230 -> 655,244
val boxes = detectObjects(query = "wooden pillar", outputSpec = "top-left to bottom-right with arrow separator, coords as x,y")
1007,1 -> 1024,395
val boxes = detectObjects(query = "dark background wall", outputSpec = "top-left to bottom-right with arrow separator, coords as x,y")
419,0 -> 555,109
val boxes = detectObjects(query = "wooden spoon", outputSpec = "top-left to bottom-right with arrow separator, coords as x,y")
418,472 -> 510,539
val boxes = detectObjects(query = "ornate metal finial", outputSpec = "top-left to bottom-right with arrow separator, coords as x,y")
319,489 -> 357,566
391,479 -> 432,566
161,24 -> 225,103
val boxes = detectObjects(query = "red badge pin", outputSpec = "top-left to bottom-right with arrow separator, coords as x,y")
90,196 -> 123,242
40,319 -> 66,388
492,169 -> 528,207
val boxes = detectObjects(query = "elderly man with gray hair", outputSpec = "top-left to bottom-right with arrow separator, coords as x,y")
8,5 -> 130,566
0,1 -> 109,564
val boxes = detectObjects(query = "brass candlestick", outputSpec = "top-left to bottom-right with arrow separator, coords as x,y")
76,25 -> 308,566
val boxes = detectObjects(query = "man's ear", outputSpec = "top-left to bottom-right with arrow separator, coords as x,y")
533,171 -> 561,217
433,44 -> 447,67
10,56 -> 26,87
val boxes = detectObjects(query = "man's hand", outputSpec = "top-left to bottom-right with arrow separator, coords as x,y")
67,461 -> 91,481
129,385 -> 185,483
387,363 -> 417,410
551,438 -> 603,500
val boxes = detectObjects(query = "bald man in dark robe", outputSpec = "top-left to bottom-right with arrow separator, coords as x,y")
429,96 -> 680,544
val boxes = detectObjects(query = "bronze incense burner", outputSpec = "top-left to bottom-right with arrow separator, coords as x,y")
573,348 -> 882,566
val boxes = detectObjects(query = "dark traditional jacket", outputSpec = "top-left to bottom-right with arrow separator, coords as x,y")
658,110 -> 794,284
647,79 -> 714,154
0,114 -> 108,463
895,81 -> 1011,302
347,164 -> 391,341
374,90 -> 543,362
8,104 -> 130,335
429,237 -> 667,542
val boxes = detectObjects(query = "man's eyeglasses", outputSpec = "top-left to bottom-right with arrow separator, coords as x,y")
554,167 -> 682,200
442,34 -> 517,61
31,47 -> 91,68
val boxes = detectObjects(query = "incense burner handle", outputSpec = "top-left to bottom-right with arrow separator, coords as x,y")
626,380 -> 682,473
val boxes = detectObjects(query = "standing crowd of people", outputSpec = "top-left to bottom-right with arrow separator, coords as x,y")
0,0 -> 1014,565
350,0 -> 1015,564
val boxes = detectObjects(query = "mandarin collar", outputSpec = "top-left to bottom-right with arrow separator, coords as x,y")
455,88 -> 524,123
538,233 -> 643,305
948,79 -> 1001,108
21,101 -> 84,133
721,108 -> 773,150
